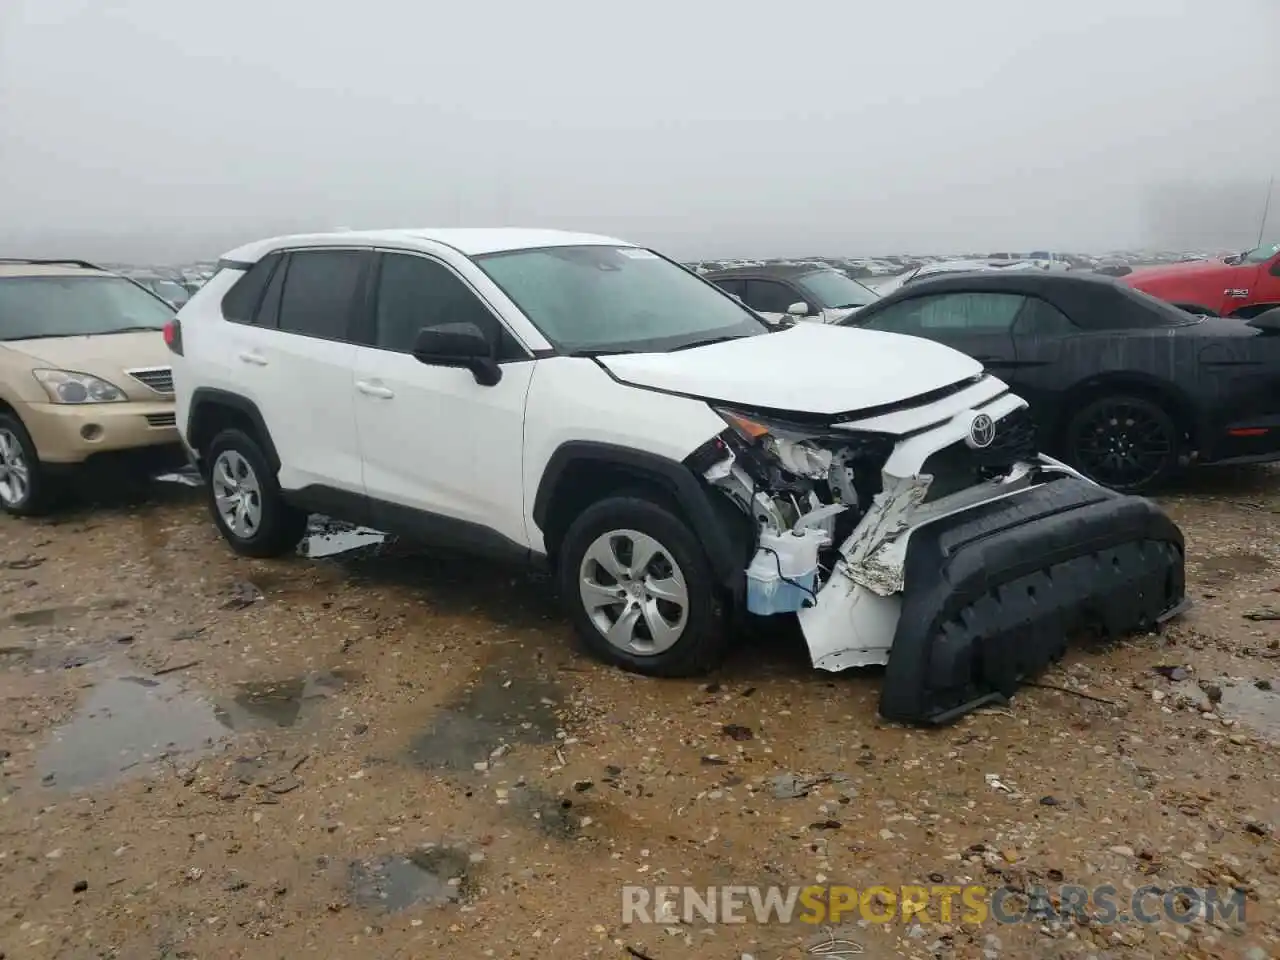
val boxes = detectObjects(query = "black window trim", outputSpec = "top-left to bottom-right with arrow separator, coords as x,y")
266,246 -> 374,346
362,247 -> 536,362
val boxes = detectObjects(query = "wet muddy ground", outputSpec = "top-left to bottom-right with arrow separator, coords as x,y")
2,469 -> 1280,959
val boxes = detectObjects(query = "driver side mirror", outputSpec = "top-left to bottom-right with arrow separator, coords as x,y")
786,301 -> 812,317
412,322 -> 502,386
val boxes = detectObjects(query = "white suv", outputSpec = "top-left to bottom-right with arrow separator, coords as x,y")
167,228 -> 1188,724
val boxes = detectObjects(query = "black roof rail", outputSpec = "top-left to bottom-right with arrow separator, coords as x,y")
0,257 -> 105,271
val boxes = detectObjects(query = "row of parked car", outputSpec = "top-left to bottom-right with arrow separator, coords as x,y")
0,231 -> 1271,724
700,244 -> 1280,493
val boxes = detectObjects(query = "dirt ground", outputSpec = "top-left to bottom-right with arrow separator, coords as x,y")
2,468 -> 1280,960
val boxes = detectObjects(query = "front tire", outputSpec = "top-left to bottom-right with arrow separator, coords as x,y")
1063,394 -> 1181,493
557,496 -> 729,677
204,428 -> 308,557
0,413 -> 54,516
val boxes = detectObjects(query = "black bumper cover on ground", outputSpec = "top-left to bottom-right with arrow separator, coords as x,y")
879,475 -> 1186,725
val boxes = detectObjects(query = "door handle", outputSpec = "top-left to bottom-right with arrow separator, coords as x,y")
237,351 -> 268,366
355,380 -> 395,399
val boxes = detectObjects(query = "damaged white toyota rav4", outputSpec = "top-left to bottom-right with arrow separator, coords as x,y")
168,229 -> 1188,724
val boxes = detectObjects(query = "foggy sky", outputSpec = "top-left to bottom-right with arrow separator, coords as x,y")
2,0 -> 1278,263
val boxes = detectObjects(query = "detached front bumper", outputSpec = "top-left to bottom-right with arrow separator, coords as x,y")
800,469 -> 1187,725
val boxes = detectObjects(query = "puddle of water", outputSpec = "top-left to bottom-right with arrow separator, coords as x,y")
38,675 -> 228,790
39,668 -> 358,790
348,847 -> 472,911
408,660 -> 562,771
506,786 -> 592,840
1218,681 -> 1280,743
215,669 -> 357,730
300,527 -> 387,559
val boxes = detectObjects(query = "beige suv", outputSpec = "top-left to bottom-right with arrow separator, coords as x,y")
0,259 -> 184,514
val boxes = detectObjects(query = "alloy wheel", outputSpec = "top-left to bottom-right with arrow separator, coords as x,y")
0,428 -> 30,507
1072,400 -> 1173,490
578,528 -> 689,656
211,449 -> 263,538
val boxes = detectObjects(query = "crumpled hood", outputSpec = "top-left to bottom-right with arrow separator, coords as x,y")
596,322 -> 984,416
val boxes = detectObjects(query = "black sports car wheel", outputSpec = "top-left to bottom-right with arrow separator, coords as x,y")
1064,394 -> 1180,493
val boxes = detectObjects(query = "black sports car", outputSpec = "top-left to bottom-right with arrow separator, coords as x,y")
838,270 -> 1280,492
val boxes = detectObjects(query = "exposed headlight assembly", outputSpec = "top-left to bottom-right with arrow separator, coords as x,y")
32,369 -> 127,404
713,407 -> 836,479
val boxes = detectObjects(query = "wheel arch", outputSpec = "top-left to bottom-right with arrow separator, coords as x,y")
1053,372 -> 1198,450
532,441 -> 750,591
186,388 -> 280,473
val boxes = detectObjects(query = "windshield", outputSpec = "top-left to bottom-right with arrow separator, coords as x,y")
0,276 -> 174,341
473,245 -> 769,353
794,269 -> 879,309
1241,241 -> 1280,264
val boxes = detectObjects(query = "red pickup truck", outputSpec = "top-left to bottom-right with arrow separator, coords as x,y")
1119,241 -> 1280,318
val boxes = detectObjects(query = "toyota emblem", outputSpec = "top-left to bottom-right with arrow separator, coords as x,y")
966,413 -> 996,449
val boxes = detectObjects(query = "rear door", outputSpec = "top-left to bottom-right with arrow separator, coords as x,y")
221,247 -> 368,498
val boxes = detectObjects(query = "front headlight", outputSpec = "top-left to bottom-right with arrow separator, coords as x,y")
32,369 -> 127,404
713,407 -> 834,478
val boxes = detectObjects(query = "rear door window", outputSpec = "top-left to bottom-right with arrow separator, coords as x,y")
275,250 -> 367,341
862,292 -> 1027,334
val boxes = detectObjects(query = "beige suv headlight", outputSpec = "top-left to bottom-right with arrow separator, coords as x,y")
32,369 -> 127,404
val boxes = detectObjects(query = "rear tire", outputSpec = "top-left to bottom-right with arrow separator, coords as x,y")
1063,394 -> 1181,493
557,495 -> 729,677
0,413 -> 55,516
204,428 -> 307,557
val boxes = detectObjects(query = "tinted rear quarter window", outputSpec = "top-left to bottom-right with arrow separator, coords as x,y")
1118,285 -> 1203,327
1015,296 -> 1078,336
220,253 -> 280,324
276,250 -> 366,340
256,255 -> 288,329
